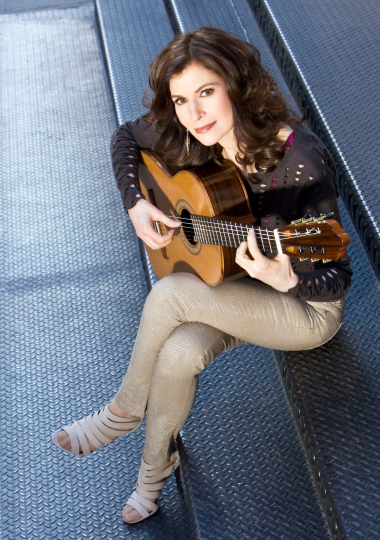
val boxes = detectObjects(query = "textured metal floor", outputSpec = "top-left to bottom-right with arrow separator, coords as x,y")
0,4 -> 192,539
179,343 -> 332,539
247,0 -> 380,277
276,197 -> 380,540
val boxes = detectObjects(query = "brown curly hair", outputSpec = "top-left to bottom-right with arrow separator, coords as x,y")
143,27 -> 300,173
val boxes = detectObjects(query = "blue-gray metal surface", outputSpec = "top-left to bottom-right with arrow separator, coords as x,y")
0,0 -> 90,13
247,0 -> 380,278
178,342 -> 332,539
0,4 -> 192,539
95,0 -> 174,124
276,198 -> 380,540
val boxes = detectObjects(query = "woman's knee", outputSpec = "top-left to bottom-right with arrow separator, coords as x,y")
144,273 -> 206,316
154,322 -> 233,379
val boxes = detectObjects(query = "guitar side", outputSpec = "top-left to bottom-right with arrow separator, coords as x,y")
138,151 -> 253,286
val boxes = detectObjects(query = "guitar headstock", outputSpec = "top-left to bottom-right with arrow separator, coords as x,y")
278,216 -> 350,262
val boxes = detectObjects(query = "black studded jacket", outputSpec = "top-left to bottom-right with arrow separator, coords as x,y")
110,118 -> 352,302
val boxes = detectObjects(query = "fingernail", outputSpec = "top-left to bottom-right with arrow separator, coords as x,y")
248,229 -> 254,235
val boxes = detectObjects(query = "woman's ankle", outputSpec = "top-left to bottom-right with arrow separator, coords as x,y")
109,398 -> 139,419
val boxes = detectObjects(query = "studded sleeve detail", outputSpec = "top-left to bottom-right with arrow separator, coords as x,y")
287,260 -> 352,301
287,140 -> 352,301
110,118 -> 160,212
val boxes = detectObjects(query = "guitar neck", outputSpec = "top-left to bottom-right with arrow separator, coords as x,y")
188,215 -> 279,255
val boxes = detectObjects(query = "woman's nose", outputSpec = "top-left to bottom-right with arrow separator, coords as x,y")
189,100 -> 204,122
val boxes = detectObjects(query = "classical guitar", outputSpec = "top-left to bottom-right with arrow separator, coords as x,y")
138,150 -> 350,287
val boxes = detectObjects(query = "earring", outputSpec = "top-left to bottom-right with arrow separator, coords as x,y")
186,129 -> 190,157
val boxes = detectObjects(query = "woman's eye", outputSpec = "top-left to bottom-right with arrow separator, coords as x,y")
174,98 -> 185,105
201,88 -> 213,97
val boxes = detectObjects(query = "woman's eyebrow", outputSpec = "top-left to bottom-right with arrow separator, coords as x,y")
171,81 -> 220,99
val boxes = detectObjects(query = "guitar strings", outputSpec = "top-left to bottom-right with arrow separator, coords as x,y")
153,220 -> 319,242
152,220 -> 319,254
164,216 -> 320,239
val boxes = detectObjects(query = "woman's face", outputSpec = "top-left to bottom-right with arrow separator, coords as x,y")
169,62 -> 235,148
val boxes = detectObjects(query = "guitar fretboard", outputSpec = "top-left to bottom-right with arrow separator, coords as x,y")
183,215 -> 279,254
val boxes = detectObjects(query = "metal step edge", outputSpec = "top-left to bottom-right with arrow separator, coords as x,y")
246,0 -> 380,280
275,350 -> 345,540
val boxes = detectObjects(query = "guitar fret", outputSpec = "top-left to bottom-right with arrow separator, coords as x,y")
193,216 -> 199,243
258,227 -> 265,252
223,221 -> 229,246
264,229 -> 272,253
240,224 -> 245,244
209,220 -> 214,245
216,221 -> 221,245
206,217 -> 212,245
214,220 -> 221,245
233,223 -> 239,247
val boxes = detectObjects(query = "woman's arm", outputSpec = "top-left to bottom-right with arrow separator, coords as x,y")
236,143 -> 352,300
110,117 -> 159,211
110,118 -> 180,249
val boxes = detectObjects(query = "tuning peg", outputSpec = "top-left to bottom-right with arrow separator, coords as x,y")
325,212 -> 334,219
322,259 -> 332,263
299,257 -> 308,262
310,258 -> 320,262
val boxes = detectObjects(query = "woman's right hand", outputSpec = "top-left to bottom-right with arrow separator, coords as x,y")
128,198 -> 181,250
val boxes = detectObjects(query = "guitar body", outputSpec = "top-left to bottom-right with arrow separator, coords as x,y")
139,150 -> 254,286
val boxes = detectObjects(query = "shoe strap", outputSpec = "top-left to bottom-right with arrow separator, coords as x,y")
97,407 -> 140,435
135,451 -> 180,502
70,422 -> 92,455
61,424 -> 80,455
126,493 -> 152,520
79,416 -> 109,450
58,404 -> 142,456
129,491 -> 158,514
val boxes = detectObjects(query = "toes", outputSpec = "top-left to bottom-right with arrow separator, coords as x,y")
57,430 -> 72,451
122,505 -> 141,523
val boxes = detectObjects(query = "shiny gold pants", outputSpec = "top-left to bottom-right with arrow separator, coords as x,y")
115,273 -> 344,465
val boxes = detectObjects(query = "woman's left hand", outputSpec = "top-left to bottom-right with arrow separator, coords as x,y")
236,229 -> 299,292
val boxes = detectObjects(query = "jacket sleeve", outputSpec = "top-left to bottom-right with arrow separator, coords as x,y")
287,143 -> 353,301
110,117 -> 160,211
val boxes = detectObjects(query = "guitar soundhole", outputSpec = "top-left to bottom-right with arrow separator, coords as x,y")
180,209 -> 196,245
176,199 -> 202,255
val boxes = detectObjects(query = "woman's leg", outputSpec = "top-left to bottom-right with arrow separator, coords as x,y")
122,321 -> 242,522
115,272 -> 344,419
143,321 -> 242,465
120,272 -> 344,522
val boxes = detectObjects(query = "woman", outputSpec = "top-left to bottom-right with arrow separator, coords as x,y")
52,27 -> 352,524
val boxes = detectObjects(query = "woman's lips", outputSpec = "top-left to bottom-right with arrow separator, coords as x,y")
194,121 -> 216,134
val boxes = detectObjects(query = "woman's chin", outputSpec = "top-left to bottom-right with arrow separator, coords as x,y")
193,133 -> 221,147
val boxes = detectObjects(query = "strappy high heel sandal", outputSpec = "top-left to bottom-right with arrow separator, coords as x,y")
51,403 -> 142,457
123,450 -> 180,524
